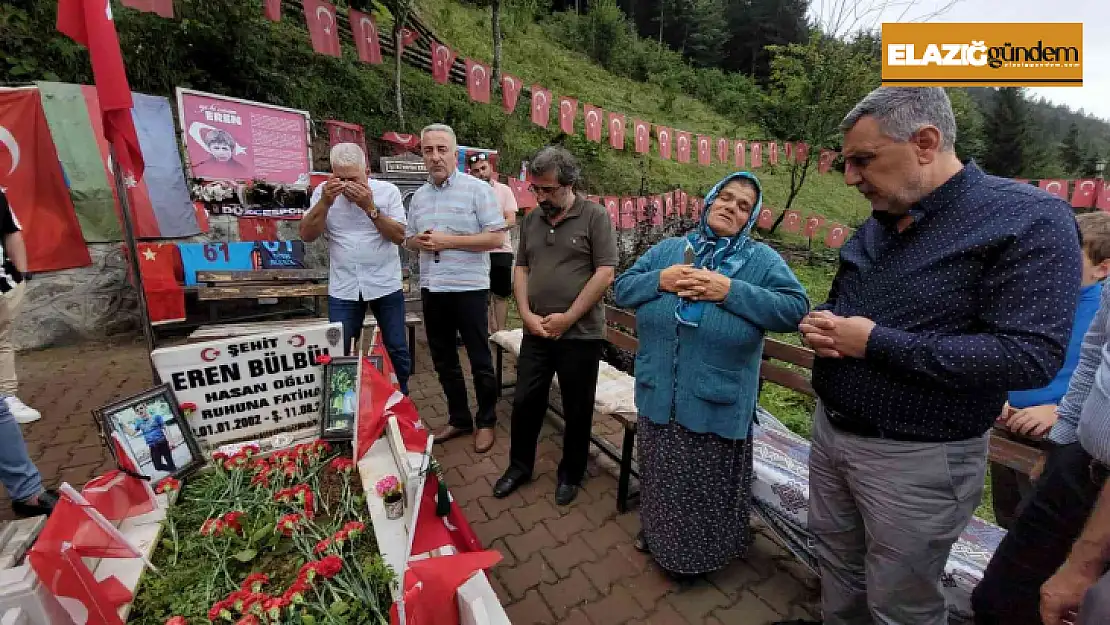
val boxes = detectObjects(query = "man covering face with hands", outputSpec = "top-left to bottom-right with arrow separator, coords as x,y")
301,143 -> 412,394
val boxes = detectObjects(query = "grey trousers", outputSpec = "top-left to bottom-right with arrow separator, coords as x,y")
1079,570 -> 1110,625
809,403 -> 989,625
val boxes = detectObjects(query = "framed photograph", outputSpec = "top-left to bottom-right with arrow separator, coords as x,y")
320,356 -> 359,442
93,384 -> 203,481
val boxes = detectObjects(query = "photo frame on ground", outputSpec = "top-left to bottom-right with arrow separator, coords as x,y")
320,356 -> 359,442
93,384 -> 203,482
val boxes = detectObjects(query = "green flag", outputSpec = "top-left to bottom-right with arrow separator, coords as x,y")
36,81 -> 122,242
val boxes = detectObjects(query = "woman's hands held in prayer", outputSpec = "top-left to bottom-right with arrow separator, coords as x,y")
660,265 -> 731,303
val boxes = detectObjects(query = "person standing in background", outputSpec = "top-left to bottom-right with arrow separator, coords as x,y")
0,190 -> 40,424
406,124 -> 507,454
300,143 -> 412,394
467,152 -> 519,335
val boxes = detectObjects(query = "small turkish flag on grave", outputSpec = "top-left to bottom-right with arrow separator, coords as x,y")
465,59 -> 490,103
531,86 -> 551,128
818,149 -> 835,174
608,113 -> 626,150
750,142 -> 763,168
634,120 -> 650,153
734,140 -> 746,169
675,131 -> 692,163
350,9 -> 382,64
697,135 -> 711,166
757,208 -> 775,230
782,209 -> 801,233
584,105 -> 603,142
1039,179 -> 1068,200
825,223 -> 850,248
303,0 -> 341,57
803,214 -> 825,238
1072,179 -> 1099,208
558,97 -> 577,134
656,126 -> 673,160
502,75 -> 522,114
430,42 -> 456,84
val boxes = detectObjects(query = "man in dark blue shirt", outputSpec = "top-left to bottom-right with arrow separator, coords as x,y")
783,88 -> 1082,625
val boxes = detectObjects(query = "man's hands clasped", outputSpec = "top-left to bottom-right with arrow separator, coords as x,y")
798,310 -> 876,359
522,311 -> 574,339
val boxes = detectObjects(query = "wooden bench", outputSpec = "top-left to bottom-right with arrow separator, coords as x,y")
492,304 -> 1047,513
187,313 -> 424,366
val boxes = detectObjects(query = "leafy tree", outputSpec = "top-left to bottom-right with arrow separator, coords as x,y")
947,88 -> 986,163
982,88 -> 1032,178
758,33 -> 879,231
722,0 -> 809,80
1082,150 -> 1104,178
1059,122 -> 1084,175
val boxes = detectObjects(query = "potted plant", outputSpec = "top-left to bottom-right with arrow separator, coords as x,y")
376,475 -> 404,520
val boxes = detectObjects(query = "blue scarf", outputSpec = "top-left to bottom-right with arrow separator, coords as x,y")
675,171 -> 763,327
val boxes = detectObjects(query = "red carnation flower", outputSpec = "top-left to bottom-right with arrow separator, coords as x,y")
316,555 -> 343,579
199,518 -> 226,537
155,476 -> 181,494
240,572 -> 269,593
276,513 -> 304,537
165,617 -> 188,625
235,616 -> 260,625
223,511 -> 245,534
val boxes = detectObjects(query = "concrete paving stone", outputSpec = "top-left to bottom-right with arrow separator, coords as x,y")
544,509 -> 596,544
505,523 -> 559,562
581,547 -> 641,593
488,537 -> 517,568
582,583 -> 646,625
537,568 -> 599,619
510,498 -> 561,532
471,510 -> 524,547
560,607 -> 593,625
541,534 -> 597,578
582,519 -> 630,554
497,554 -> 558,601
640,602 -> 692,625
711,589 -> 786,625
750,570 -> 808,617
477,489 -> 525,519
505,588 -> 555,625
666,581 -> 733,623
707,560 -> 766,599
620,569 -> 679,612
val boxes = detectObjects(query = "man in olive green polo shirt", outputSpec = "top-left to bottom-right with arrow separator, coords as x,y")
492,147 -> 619,506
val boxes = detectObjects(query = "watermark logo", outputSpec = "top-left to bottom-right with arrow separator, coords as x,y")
882,23 -> 1082,87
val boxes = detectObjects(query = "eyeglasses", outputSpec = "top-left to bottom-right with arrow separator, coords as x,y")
529,183 -> 563,195
467,152 -> 490,164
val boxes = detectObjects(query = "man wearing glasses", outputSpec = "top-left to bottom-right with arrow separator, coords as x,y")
781,88 -> 1083,625
405,124 -> 507,454
491,146 -> 618,506
467,152 -> 519,335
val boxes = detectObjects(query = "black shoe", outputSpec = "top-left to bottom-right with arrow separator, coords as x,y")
554,482 -> 579,506
12,489 -> 59,518
492,468 -> 531,499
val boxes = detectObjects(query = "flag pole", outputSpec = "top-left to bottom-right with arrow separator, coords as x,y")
109,146 -> 160,383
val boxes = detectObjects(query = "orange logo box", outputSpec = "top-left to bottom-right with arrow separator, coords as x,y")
881,23 -> 1083,87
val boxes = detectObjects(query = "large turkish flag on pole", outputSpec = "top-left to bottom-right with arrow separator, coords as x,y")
56,0 -> 145,182
302,0 -> 342,58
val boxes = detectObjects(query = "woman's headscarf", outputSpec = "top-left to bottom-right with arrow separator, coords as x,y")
675,171 -> 763,327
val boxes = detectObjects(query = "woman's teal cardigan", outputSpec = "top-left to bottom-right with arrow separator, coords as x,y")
613,237 -> 809,440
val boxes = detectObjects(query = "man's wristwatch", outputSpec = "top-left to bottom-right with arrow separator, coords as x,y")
366,205 -> 379,219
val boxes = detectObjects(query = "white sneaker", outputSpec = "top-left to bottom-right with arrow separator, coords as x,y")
6,396 -> 41,424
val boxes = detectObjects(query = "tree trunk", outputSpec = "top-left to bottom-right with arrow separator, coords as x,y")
393,25 -> 405,130
491,0 -> 502,82
768,159 -> 808,234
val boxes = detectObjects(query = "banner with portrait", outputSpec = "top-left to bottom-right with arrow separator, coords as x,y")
177,88 -> 312,185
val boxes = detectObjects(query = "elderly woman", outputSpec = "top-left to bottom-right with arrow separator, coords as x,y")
613,171 -> 808,576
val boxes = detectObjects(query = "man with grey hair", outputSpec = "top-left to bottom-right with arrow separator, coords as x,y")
405,124 -> 507,454
780,87 -> 1083,625
491,146 -> 618,506
301,142 -> 412,393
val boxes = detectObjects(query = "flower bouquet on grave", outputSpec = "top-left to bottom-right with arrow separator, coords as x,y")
376,475 -> 405,520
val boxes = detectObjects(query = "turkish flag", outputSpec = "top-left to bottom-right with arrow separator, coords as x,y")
369,328 -> 401,390
825,223 -> 850,248
782,209 -> 801,233
501,75 -> 522,114
734,140 -> 746,169
767,142 -> 779,165
121,0 -> 172,18
1039,179 -> 1068,200
430,42 -> 457,84
717,138 -> 729,165
0,89 -> 91,272
750,142 -> 763,168
531,86 -> 551,128
696,135 -> 711,166
382,131 -> 420,152
818,149 -> 835,174
350,9 -> 382,64
264,0 -> 281,21
1097,180 -> 1110,212
81,470 -> 155,523
238,217 -> 278,241
409,471 -> 484,557
692,198 -> 704,219
558,97 -> 577,134
676,190 -> 688,217
656,126 -> 672,160
390,551 -> 502,625
675,131 -> 692,163
586,195 -> 600,204
602,196 -> 618,226
129,243 -> 185,323
803,214 -> 825,238
796,142 -> 809,164
636,197 -> 649,225
302,0 -> 341,57
633,120 -> 650,153
617,198 -> 635,230
1072,179 -> 1099,208
28,545 -> 131,625
784,142 -> 794,163
583,105 -> 603,142
57,0 -> 146,185
34,484 -> 145,560
660,193 -> 672,224
326,119 -> 367,155
608,113 -> 625,150
506,178 -> 537,210
465,59 -> 491,103
355,358 -> 428,461
757,208 -> 775,230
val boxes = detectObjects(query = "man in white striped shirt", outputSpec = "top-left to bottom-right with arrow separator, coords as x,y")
405,124 -> 507,454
